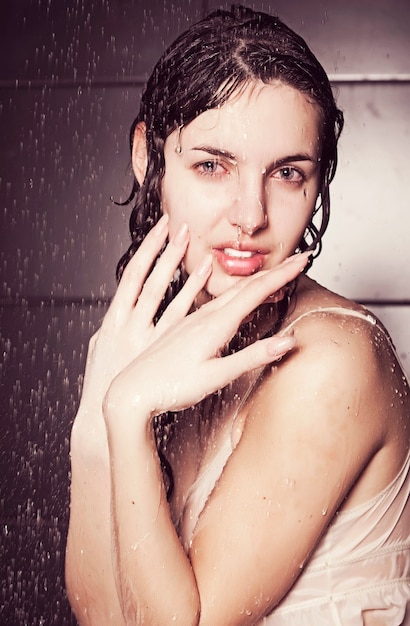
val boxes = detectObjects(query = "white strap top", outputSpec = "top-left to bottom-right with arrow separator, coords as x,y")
178,307 -> 410,624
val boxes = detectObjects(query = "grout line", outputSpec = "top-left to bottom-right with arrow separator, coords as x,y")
1,297 -> 410,308
362,300 -> 410,307
328,73 -> 410,83
0,77 -> 148,89
0,297 -> 111,308
2,74 -> 410,90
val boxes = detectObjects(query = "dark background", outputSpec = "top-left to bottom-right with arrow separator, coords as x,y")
1,1 -> 409,624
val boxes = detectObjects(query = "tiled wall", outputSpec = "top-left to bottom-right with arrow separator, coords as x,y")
1,1 -> 409,623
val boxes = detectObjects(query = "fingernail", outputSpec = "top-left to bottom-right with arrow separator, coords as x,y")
267,334 -> 296,357
173,223 -> 189,246
282,250 -> 312,265
196,253 -> 213,277
155,214 -> 169,236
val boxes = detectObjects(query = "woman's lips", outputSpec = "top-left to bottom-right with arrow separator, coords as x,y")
212,247 -> 266,276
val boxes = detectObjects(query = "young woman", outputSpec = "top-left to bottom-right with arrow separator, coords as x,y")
66,6 -> 410,625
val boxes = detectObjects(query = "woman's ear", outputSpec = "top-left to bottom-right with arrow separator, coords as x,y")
131,122 -> 148,185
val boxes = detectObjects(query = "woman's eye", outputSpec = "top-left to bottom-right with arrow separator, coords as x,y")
274,167 -> 304,183
195,160 -> 226,177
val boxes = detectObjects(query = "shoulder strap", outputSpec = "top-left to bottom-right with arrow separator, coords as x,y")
279,305 -> 410,384
280,306 -> 378,335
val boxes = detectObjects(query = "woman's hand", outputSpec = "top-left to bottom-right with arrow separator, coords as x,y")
74,209 -> 309,433
77,215 -> 212,420
103,247 -> 309,428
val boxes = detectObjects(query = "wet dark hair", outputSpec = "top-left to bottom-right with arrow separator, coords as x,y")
116,5 -> 344,497
117,4 -> 344,283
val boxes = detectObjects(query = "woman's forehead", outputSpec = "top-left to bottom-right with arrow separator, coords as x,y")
179,82 -> 322,159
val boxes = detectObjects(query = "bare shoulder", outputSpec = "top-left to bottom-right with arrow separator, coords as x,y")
188,282 -> 409,619
247,276 -> 410,503
282,275 -> 405,385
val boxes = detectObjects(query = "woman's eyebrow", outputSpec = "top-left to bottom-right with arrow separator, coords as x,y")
270,153 -> 318,168
190,146 -> 318,168
190,145 -> 237,161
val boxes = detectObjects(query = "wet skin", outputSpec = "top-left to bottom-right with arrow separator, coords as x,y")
160,81 -> 322,300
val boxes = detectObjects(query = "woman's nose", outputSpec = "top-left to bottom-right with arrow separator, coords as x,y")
228,180 -> 268,236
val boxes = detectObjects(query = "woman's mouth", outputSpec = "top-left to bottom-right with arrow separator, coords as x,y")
212,247 -> 266,276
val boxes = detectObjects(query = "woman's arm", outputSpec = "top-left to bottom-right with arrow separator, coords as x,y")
104,304 -> 394,625
66,217 -> 211,623
66,218 -> 307,624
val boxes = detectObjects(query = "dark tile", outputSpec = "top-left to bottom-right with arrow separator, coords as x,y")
1,301 -> 106,625
0,85 -> 139,299
1,0 -> 203,83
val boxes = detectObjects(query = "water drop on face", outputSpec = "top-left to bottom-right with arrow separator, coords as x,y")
321,508 -> 328,516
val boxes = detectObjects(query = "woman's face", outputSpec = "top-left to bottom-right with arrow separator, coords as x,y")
161,81 -> 322,298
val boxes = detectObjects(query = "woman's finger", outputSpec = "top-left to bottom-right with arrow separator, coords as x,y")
199,251 -> 310,319
134,223 -> 189,322
201,252 -> 310,335
108,215 -> 170,317
156,253 -> 213,332
202,333 -> 296,393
